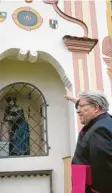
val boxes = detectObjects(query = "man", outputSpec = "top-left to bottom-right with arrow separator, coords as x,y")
64,88 -> 112,193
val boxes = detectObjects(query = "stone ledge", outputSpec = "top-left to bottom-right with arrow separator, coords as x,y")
63,35 -> 98,53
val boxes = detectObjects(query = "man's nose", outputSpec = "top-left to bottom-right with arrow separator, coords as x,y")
76,107 -> 81,114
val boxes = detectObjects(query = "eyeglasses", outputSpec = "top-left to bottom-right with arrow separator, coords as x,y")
76,103 -> 91,109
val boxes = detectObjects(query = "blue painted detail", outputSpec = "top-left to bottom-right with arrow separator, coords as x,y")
17,11 -> 38,26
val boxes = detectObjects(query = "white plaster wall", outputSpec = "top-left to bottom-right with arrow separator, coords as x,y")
0,0 -> 83,84
0,176 -> 50,193
57,0 -> 64,13
0,59 -> 72,193
95,0 -> 112,113
68,100 -> 76,157
0,0 -> 77,158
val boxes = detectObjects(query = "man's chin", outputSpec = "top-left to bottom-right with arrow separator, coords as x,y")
80,120 -> 84,125
79,116 -> 85,125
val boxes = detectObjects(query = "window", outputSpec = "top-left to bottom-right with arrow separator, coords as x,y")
0,82 -> 49,157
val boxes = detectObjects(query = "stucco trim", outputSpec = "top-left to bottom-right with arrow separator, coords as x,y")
0,48 -> 72,88
0,170 -> 53,193
0,169 -> 52,178
63,36 -> 98,53
44,0 -> 88,37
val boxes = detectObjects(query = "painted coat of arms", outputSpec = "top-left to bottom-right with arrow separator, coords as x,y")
0,12 -> 7,22
49,19 -> 58,29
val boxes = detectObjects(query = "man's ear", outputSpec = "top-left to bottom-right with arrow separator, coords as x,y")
94,104 -> 100,113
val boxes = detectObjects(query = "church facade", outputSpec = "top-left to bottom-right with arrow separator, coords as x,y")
0,0 -> 111,193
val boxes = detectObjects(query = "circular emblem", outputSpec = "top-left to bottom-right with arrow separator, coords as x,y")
12,7 -> 43,31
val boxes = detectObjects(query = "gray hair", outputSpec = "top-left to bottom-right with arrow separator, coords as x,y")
76,90 -> 109,112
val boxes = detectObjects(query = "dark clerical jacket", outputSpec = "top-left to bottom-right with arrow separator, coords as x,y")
72,113 -> 112,193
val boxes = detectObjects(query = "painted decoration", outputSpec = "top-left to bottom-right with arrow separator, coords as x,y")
25,0 -> 33,3
0,12 -> 7,22
12,7 -> 43,31
102,36 -> 112,79
49,19 -> 58,29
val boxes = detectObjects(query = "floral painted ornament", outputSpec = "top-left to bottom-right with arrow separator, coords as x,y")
102,36 -> 112,79
12,7 -> 43,31
0,12 -> 7,22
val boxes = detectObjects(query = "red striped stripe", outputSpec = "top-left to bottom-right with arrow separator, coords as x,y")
89,1 -> 103,90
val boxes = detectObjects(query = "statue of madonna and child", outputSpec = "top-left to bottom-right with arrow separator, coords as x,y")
1,96 -> 30,156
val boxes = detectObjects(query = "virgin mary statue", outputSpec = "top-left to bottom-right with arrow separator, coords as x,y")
3,97 -> 29,156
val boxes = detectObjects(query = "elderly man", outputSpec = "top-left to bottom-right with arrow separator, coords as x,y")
64,89 -> 112,193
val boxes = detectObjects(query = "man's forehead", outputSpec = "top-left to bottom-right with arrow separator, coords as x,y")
79,98 -> 87,104
75,98 -> 88,109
